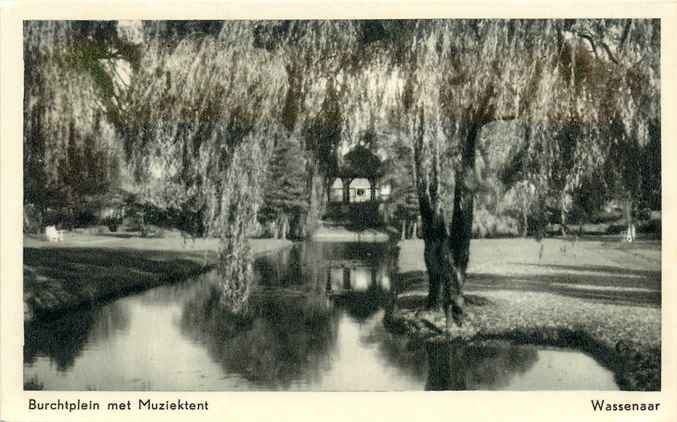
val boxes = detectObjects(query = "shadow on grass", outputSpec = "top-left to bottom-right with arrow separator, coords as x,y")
394,262 -> 660,307
24,247 -> 214,320
513,263 -> 660,283
471,262 -> 660,306
390,263 -> 661,390
94,232 -> 138,239
607,239 -> 662,249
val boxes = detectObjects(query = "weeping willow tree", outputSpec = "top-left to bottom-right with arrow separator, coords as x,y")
25,19 -> 659,321
129,20 -> 660,324
424,20 -> 656,328
254,21 -> 365,230
23,21 -> 137,229
334,20 -> 660,329
522,20 -> 661,236
117,22 -> 288,311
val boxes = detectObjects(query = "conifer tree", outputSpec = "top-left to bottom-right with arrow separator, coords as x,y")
260,136 -> 309,239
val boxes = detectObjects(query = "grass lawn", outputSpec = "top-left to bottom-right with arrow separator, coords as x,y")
311,224 -> 390,242
389,236 -> 661,391
23,230 -> 292,322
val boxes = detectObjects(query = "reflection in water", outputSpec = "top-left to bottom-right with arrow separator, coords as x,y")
178,274 -> 338,389
24,301 -> 130,371
425,341 -> 538,390
423,340 -> 618,391
214,243 -> 254,314
24,241 -> 619,391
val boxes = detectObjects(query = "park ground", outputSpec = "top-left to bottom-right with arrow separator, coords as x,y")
311,224 -> 391,242
23,224 -> 385,321
23,230 -> 292,322
388,236 -> 661,391
23,228 -> 661,390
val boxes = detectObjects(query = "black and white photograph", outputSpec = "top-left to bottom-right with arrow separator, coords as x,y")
2,6 -> 675,421
16,18 -> 664,394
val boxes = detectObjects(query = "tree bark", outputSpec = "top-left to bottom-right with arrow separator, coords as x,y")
624,196 -> 634,241
280,214 -> 289,240
446,122 -> 481,327
299,213 -> 307,239
272,221 -> 279,239
414,105 -> 481,328
306,163 -> 326,236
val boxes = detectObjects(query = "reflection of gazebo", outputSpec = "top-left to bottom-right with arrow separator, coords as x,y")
327,145 -> 388,204
325,261 -> 390,293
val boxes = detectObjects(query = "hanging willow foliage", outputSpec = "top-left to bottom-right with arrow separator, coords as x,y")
23,22 -> 126,218
310,19 -> 660,326
25,19 -> 659,317
118,22 -> 288,310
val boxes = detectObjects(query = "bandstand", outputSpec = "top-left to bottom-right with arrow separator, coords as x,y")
326,144 -> 389,204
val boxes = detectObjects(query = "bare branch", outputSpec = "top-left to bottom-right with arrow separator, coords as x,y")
575,32 -> 600,59
619,19 -> 633,52
430,139 -> 439,208
412,105 -> 433,221
599,41 -> 619,65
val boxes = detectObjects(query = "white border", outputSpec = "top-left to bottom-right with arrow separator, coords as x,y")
2,2 -> 675,421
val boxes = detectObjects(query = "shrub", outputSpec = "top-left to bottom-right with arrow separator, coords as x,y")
472,208 -> 520,238
23,204 -> 43,234
638,218 -> 661,234
141,225 -> 165,238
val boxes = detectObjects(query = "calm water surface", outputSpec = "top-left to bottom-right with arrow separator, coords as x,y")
24,242 -> 618,391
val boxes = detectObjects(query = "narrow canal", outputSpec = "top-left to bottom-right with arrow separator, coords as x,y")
24,242 -> 619,391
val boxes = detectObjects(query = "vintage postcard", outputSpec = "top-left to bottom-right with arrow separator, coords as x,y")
1,1 -> 675,421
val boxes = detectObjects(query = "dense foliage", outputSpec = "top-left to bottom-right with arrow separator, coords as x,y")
24,20 -> 660,316
259,136 -> 309,239
23,22 -> 137,230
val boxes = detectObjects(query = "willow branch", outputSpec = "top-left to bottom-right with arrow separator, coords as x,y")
412,105 -> 433,221
619,20 -> 633,52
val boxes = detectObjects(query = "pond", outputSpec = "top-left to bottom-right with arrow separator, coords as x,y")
23,242 -> 619,391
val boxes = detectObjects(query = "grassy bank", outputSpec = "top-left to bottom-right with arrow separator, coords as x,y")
23,231 -> 292,322
387,237 -> 661,391
311,224 -> 390,242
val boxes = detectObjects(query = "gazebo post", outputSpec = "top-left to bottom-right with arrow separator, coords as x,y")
342,267 -> 351,290
326,178 -> 333,203
369,178 -> 376,201
342,177 -> 352,204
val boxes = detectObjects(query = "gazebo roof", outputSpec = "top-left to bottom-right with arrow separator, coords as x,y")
335,145 -> 383,178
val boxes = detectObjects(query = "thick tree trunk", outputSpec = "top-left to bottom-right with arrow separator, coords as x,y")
298,213 -> 307,239
446,122 -> 480,327
421,165 -> 476,326
447,179 -> 474,326
423,219 -> 453,310
413,105 -> 483,330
